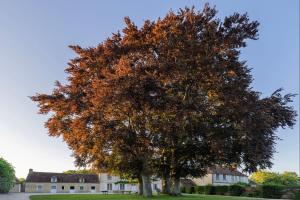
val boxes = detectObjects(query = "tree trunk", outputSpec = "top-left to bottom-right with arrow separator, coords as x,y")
141,173 -> 152,197
162,176 -> 171,194
172,177 -> 181,196
138,175 -> 143,195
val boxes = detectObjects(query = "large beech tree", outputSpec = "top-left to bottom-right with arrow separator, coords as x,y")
31,4 -> 296,197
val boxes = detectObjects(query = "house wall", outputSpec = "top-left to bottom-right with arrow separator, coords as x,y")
192,174 -> 213,186
9,184 -> 21,192
99,173 -> 162,193
212,174 -> 249,186
25,182 -> 100,193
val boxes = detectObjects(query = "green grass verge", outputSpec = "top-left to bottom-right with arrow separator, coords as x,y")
29,194 -> 262,200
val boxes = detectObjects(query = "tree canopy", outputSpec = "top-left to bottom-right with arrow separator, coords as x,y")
0,157 -> 15,193
250,171 -> 299,186
63,169 -> 95,174
31,4 -> 297,197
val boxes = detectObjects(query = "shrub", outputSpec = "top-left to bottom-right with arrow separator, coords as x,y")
185,186 -> 195,194
180,186 -> 186,193
215,186 -> 229,195
204,185 -> 216,195
196,186 -> 205,194
229,184 -> 246,196
294,190 -> 300,200
261,184 -> 285,199
244,186 -> 262,197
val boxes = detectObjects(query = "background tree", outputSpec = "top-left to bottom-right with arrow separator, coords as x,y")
250,171 -> 299,186
63,169 -> 95,174
31,4 -> 296,197
0,157 -> 15,193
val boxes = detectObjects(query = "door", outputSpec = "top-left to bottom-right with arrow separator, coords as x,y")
91,186 -> 96,193
50,185 -> 57,193
69,186 -> 75,193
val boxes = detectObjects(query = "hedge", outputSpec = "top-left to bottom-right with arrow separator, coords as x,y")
229,184 -> 246,196
196,186 -> 205,194
185,186 -> 195,194
261,184 -> 285,199
180,186 -> 186,193
204,185 -> 216,195
215,185 -> 229,195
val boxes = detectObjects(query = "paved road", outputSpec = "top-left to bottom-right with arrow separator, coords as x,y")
0,193 -> 31,200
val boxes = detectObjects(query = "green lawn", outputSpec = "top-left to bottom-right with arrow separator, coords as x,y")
29,194 -> 263,200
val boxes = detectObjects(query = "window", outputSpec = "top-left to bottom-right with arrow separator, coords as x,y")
216,173 -> 219,180
107,183 -> 112,190
154,184 -> 157,190
107,174 -> 112,180
79,177 -> 85,183
91,186 -> 96,190
62,186 -> 64,190
120,183 -> 125,190
231,175 -> 234,182
80,186 -> 84,190
51,186 -> 56,189
70,186 -> 75,190
239,176 -> 241,182
223,174 -> 226,180
37,185 -> 43,191
51,176 -> 57,183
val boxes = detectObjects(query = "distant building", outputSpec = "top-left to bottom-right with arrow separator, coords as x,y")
25,169 -> 100,193
192,167 -> 248,186
24,169 -> 162,193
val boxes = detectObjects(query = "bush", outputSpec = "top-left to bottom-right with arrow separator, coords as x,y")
180,186 -> 186,193
204,185 -> 216,195
196,186 -> 205,194
261,184 -> 285,198
229,184 -> 246,196
215,186 -> 229,195
185,186 -> 195,194
243,186 -> 262,197
294,190 -> 300,200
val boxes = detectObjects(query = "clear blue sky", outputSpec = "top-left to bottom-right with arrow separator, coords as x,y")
0,0 -> 298,178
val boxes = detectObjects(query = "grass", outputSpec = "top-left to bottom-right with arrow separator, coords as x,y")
29,194 -> 263,200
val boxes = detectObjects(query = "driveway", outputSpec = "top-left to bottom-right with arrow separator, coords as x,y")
0,193 -> 31,200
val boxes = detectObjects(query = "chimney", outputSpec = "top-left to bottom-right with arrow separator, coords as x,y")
29,169 -> 33,174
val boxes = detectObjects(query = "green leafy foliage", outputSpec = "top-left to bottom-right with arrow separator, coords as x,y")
294,190 -> 300,200
0,157 -> 15,193
215,186 -> 228,195
228,184 -> 246,196
204,185 -> 216,195
185,186 -> 195,194
180,187 -> 186,193
261,184 -> 285,199
250,170 -> 299,186
196,186 -> 205,194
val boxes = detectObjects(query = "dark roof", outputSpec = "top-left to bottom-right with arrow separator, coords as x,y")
26,172 -> 99,183
208,167 -> 247,177
180,178 -> 197,187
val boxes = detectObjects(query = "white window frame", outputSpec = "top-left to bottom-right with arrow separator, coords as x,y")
107,183 -> 112,190
79,177 -> 85,183
120,183 -> 125,190
51,176 -> 57,183
37,185 -> 43,191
